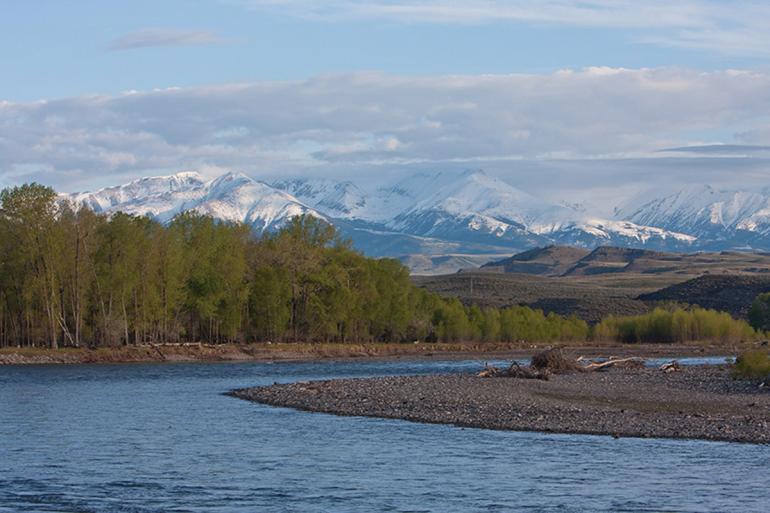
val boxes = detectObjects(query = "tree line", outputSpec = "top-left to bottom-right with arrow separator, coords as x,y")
0,183 -> 762,349
0,183 -> 585,348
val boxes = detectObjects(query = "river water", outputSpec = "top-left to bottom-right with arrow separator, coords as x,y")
1,358 -> 768,512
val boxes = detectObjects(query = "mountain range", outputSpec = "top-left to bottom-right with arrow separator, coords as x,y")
63,170 -> 770,272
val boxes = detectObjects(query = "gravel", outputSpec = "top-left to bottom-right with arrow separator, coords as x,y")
230,365 -> 770,444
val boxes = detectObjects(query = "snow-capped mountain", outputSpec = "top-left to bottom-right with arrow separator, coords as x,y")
66,168 -> 753,271
272,178 -> 368,218
379,170 -> 694,250
70,171 -> 208,219
58,168 -> 770,272
615,185 -> 770,247
68,171 -> 322,232
389,170 -> 564,236
272,169 -> 694,251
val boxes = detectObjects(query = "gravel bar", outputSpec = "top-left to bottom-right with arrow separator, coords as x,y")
230,366 -> 770,444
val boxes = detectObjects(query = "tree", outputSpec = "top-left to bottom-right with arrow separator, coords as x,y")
56,203 -> 103,347
170,213 -> 249,342
749,292 -> 770,332
0,182 -> 631,348
0,184 -> 62,348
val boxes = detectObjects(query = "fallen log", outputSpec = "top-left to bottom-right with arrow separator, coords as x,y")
581,357 -> 645,371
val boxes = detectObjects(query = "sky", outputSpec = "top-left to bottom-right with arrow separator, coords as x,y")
2,0 -> 770,208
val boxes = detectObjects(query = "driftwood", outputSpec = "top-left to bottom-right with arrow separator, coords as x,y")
581,357 -> 645,371
531,348 -> 581,373
479,349 -> 647,379
148,342 -> 167,361
659,360 -> 683,373
478,361 -> 550,380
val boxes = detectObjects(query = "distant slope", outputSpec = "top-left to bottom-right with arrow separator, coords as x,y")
483,245 -> 770,279
402,254 -> 510,276
421,246 -> 770,322
564,247 -> 671,276
481,246 -> 590,276
414,272 -> 650,323
638,275 -> 770,319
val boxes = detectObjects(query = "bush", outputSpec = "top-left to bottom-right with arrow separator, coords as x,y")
749,292 -> 770,331
733,350 -> 770,380
530,348 -> 580,373
592,306 -> 759,344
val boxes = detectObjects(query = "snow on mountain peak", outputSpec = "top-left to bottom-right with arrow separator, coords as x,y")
272,177 -> 368,217
616,184 -> 770,239
62,168 -> 770,264
66,170 -> 322,231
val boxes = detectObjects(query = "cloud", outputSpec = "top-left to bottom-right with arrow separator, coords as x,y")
231,0 -> 770,56
659,144 -> 770,155
2,68 -> 770,191
109,28 -> 224,51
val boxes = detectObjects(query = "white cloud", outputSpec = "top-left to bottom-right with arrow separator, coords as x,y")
109,28 -> 224,51
231,0 -> 770,56
2,68 -> 770,191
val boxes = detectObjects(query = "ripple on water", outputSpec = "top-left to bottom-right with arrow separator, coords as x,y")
0,358 -> 767,513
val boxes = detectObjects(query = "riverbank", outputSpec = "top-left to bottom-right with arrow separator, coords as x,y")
230,365 -> 770,444
0,341 -> 744,365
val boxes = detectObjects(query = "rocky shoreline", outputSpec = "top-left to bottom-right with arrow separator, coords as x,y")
230,365 -> 770,444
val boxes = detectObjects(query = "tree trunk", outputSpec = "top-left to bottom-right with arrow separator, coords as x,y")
122,297 -> 129,346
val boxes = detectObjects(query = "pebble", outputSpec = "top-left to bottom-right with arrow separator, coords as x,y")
230,365 -> 770,444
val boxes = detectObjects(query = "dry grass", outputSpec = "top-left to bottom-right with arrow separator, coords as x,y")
1,338 -> 755,365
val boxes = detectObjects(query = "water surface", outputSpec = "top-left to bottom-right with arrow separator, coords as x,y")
0,358 -> 766,512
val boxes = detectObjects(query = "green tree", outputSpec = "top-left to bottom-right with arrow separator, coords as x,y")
749,292 -> 770,332
93,213 -> 145,345
0,184 -> 62,348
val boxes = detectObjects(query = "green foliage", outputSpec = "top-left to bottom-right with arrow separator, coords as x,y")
749,292 -> 770,331
498,306 -> 589,342
0,182 -> 762,349
0,184 -> 63,348
733,350 -> 770,380
593,306 -> 759,344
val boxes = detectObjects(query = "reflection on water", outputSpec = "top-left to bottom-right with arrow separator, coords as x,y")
0,357 -> 766,513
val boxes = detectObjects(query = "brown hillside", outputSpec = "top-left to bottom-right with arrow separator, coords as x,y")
417,246 -> 770,322
481,245 -> 589,276
639,274 -> 770,319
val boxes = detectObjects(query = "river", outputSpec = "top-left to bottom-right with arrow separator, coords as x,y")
1,358 -> 767,512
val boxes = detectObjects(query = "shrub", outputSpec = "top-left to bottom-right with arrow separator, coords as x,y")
592,306 -> 759,344
733,350 -> 770,380
749,292 -> 770,331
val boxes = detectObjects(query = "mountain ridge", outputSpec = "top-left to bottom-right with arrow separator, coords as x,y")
60,169 -> 770,272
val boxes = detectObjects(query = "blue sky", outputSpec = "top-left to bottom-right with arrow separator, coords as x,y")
2,0 -> 770,200
3,0 -> 768,100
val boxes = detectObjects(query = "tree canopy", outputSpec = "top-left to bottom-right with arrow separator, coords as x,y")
0,183 -> 760,348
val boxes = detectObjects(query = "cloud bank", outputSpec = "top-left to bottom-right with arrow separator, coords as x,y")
2,68 -> 770,190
